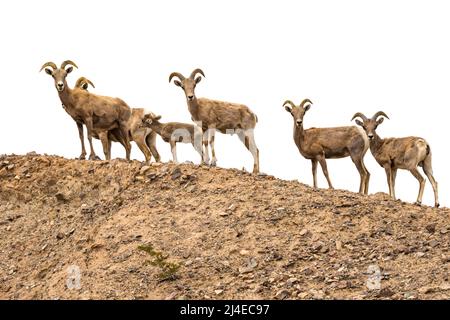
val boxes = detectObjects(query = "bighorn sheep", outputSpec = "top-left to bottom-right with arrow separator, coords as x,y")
142,113 -> 203,163
40,60 -> 132,161
283,99 -> 370,194
74,77 -> 161,163
169,69 -> 260,173
352,111 -> 439,207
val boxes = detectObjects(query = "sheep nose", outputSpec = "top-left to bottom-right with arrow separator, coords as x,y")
187,95 -> 194,101
368,134 -> 374,139
296,120 -> 303,126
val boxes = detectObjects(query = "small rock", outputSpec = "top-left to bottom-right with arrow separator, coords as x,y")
298,292 -> 309,299
439,283 -> 450,291
336,240 -> 343,251
214,290 -> 223,295
426,224 -> 436,233
139,166 -> 151,175
171,168 -> 182,180
56,232 -> 64,240
6,226 -> 11,231
227,204 -> 237,212
151,162 -> 163,167
219,211 -> 230,217
6,164 -> 15,170
286,278 -> 298,287
275,289 -> 290,300
378,287 -> 394,297
416,252 -> 425,258
299,229 -> 309,236
240,250 -> 250,256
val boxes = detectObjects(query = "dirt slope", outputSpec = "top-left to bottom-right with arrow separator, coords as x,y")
0,153 -> 449,300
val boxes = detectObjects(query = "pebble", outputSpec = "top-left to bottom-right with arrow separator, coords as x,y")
299,229 -> 309,236
275,289 -> 290,300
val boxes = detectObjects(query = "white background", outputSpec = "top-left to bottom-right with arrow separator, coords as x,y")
0,0 -> 448,207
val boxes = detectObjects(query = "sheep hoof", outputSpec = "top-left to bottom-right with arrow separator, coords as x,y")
78,155 -> 86,160
89,155 -> 101,161
415,201 -> 422,206
435,203 -> 440,208
210,161 -> 217,167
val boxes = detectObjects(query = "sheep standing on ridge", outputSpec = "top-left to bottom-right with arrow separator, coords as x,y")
40,60 -> 132,161
169,69 -> 260,173
352,111 -> 439,207
74,77 -> 161,163
283,99 -> 370,194
142,113 -> 203,163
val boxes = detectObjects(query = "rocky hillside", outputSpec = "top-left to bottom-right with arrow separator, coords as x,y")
0,154 -> 449,300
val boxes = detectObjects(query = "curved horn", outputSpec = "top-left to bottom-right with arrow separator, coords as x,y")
351,112 -> 368,122
190,68 -> 205,79
300,99 -> 313,108
372,111 -> 390,121
283,100 -> 296,109
39,62 -> 57,72
169,72 -> 185,83
75,77 -> 95,89
60,60 -> 78,70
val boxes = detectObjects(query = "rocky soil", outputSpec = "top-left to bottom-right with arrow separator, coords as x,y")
0,153 -> 449,300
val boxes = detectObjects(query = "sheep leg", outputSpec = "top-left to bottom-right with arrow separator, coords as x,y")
410,168 -> 426,205
76,122 -> 87,160
384,166 -> 394,199
240,130 -> 260,174
391,168 -> 397,200
311,159 -> 318,188
145,131 -> 160,163
133,133 -> 152,163
363,161 -> 371,195
170,140 -> 178,163
318,157 -> 333,189
85,117 -> 100,160
98,131 -> 111,160
209,130 -> 217,167
422,155 -> 439,207
118,123 -> 132,161
351,156 -> 369,194
202,129 -> 211,165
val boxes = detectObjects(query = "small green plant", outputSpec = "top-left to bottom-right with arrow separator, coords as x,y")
138,244 -> 180,282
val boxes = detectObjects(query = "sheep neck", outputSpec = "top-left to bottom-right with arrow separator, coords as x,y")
187,97 -> 201,121
294,123 -> 307,153
149,121 -> 164,135
57,85 -> 74,110
369,132 -> 384,156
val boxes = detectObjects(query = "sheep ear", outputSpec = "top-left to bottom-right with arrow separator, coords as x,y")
355,120 -> 364,127
66,66 -> 74,74
377,118 -> 384,125
82,83 -> 89,90
155,115 -> 162,120
45,68 -> 53,76
174,80 -> 182,87
195,76 -> 202,84
304,105 -> 311,112
284,106 -> 292,113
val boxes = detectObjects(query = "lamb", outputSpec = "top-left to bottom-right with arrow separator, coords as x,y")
74,77 -> 160,163
142,113 -> 203,163
283,99 -> 370,194
40,60 -> 132,161
352,111 -> 439,207
169,69 -> 260,173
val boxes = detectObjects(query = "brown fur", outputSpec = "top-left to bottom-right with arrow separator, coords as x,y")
142,114 -> 202,163
41,61 -> 132,161
353,111 -> 439,207
284,99 -> 370,194
169,69 -> 260,173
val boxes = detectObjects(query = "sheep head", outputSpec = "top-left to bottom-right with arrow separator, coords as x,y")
40,60 -> 78,92
75,77 -> 95,91
142,113 -> 162,127
169,68 -> 205,101
352,111 -> 389,140
283,99 -> 313,127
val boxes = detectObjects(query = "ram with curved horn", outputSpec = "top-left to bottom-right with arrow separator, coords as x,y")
169,68 -> 260,173
71,77 -> 161,163
352,111 -> 439,207
40,60 -> 133,161
283,99 -> 371,194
